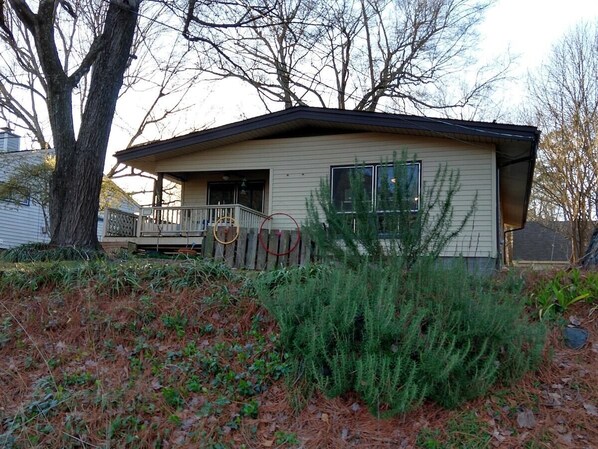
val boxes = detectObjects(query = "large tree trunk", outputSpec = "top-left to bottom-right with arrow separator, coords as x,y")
7,0 -> 140,249
582,227 -> 598,268
47,2 -> 139,248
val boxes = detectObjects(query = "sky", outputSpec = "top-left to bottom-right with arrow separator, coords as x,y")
478,0 -> 598,108
191,0 -> 598,131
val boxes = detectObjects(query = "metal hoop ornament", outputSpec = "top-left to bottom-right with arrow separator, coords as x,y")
213,216 -> 240,245
258,213 -> 301,256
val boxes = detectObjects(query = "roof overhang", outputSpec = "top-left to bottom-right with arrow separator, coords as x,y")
115,106 -> 540,228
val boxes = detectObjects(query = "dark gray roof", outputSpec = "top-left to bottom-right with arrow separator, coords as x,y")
513,221 -> 571,261
115,106 -> 540,227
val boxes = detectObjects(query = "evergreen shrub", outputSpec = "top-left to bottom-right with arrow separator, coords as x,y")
262,261 -> 545,416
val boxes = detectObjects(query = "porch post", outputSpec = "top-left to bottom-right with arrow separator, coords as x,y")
153,173 -> 164,207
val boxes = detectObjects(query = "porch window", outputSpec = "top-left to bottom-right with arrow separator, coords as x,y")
208,181 -> 265,212
330,162 -> 420,212
208,182 -> 236,205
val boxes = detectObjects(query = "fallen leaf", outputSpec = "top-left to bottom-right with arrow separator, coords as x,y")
543,392 -> 562,407
559,433 -> 574,446
583,403 -> 598,416
516,409 -> 536,429
262,440 -> 274,447
556,415 -> 567,424
321,413 -> 329,423
492,430 -> 505,442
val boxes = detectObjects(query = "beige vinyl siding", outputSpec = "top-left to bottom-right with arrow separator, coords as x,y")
155,132 -> 497,258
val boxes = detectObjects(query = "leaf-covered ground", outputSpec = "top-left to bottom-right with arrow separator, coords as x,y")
0,273 -> 596,448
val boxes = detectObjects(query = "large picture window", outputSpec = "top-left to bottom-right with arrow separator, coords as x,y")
330,162 -> 420,213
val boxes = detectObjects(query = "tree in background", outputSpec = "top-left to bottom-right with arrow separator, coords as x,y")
527,22 -> 598,263
0,152 -> 53,231
183,0 -> 507,115
0,154 -> 136,236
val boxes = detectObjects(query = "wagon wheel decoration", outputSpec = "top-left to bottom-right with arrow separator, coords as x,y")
213,216 -> 240,245
258,213 -> 301,256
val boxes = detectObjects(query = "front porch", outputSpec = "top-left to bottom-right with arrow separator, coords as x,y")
102,204 -> 268,249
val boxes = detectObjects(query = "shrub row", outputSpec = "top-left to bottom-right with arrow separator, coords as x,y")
0,258 -> 235,294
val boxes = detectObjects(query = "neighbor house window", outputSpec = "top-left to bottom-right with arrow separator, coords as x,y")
330,162 -> 420,212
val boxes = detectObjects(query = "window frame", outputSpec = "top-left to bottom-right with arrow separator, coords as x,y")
375,161 -> 421,213
330,160 -> 421,213
330,165 -> 375,213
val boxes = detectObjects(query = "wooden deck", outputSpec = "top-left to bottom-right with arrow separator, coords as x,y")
102,204 -> 267,249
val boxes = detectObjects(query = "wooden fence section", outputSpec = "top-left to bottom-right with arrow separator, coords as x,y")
202,227 -> 314,269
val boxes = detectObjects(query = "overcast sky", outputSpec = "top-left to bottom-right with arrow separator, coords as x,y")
481,0 -> 598,70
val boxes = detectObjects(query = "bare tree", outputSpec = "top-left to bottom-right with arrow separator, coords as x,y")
528,22 -> 598,263
0,0 -> 142,248
183,0 -> 505,114
0,1 -> 208,247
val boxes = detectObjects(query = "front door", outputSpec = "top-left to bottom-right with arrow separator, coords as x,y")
208,183 -> 236,206
208,181 -> 265,212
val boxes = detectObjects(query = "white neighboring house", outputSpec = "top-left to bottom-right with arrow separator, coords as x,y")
0,129 -> 50,249
0,129 -> 139,249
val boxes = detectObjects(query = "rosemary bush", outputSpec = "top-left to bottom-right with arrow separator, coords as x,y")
262,155 -> 544,416
262,261 -> 545,416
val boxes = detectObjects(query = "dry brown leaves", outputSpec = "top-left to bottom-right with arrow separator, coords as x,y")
0,283 -> 597,448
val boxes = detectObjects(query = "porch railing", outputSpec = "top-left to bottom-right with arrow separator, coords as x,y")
104,205 -> 268,239
104,208 -> 139,238
134,204 -> 267,238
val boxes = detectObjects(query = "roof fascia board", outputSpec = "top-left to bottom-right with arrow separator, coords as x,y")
115,107 -> 539,162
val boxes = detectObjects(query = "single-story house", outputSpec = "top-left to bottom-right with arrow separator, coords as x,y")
105,107 -> 540,268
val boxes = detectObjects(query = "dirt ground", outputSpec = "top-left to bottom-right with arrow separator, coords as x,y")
0,286 -> 596,448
